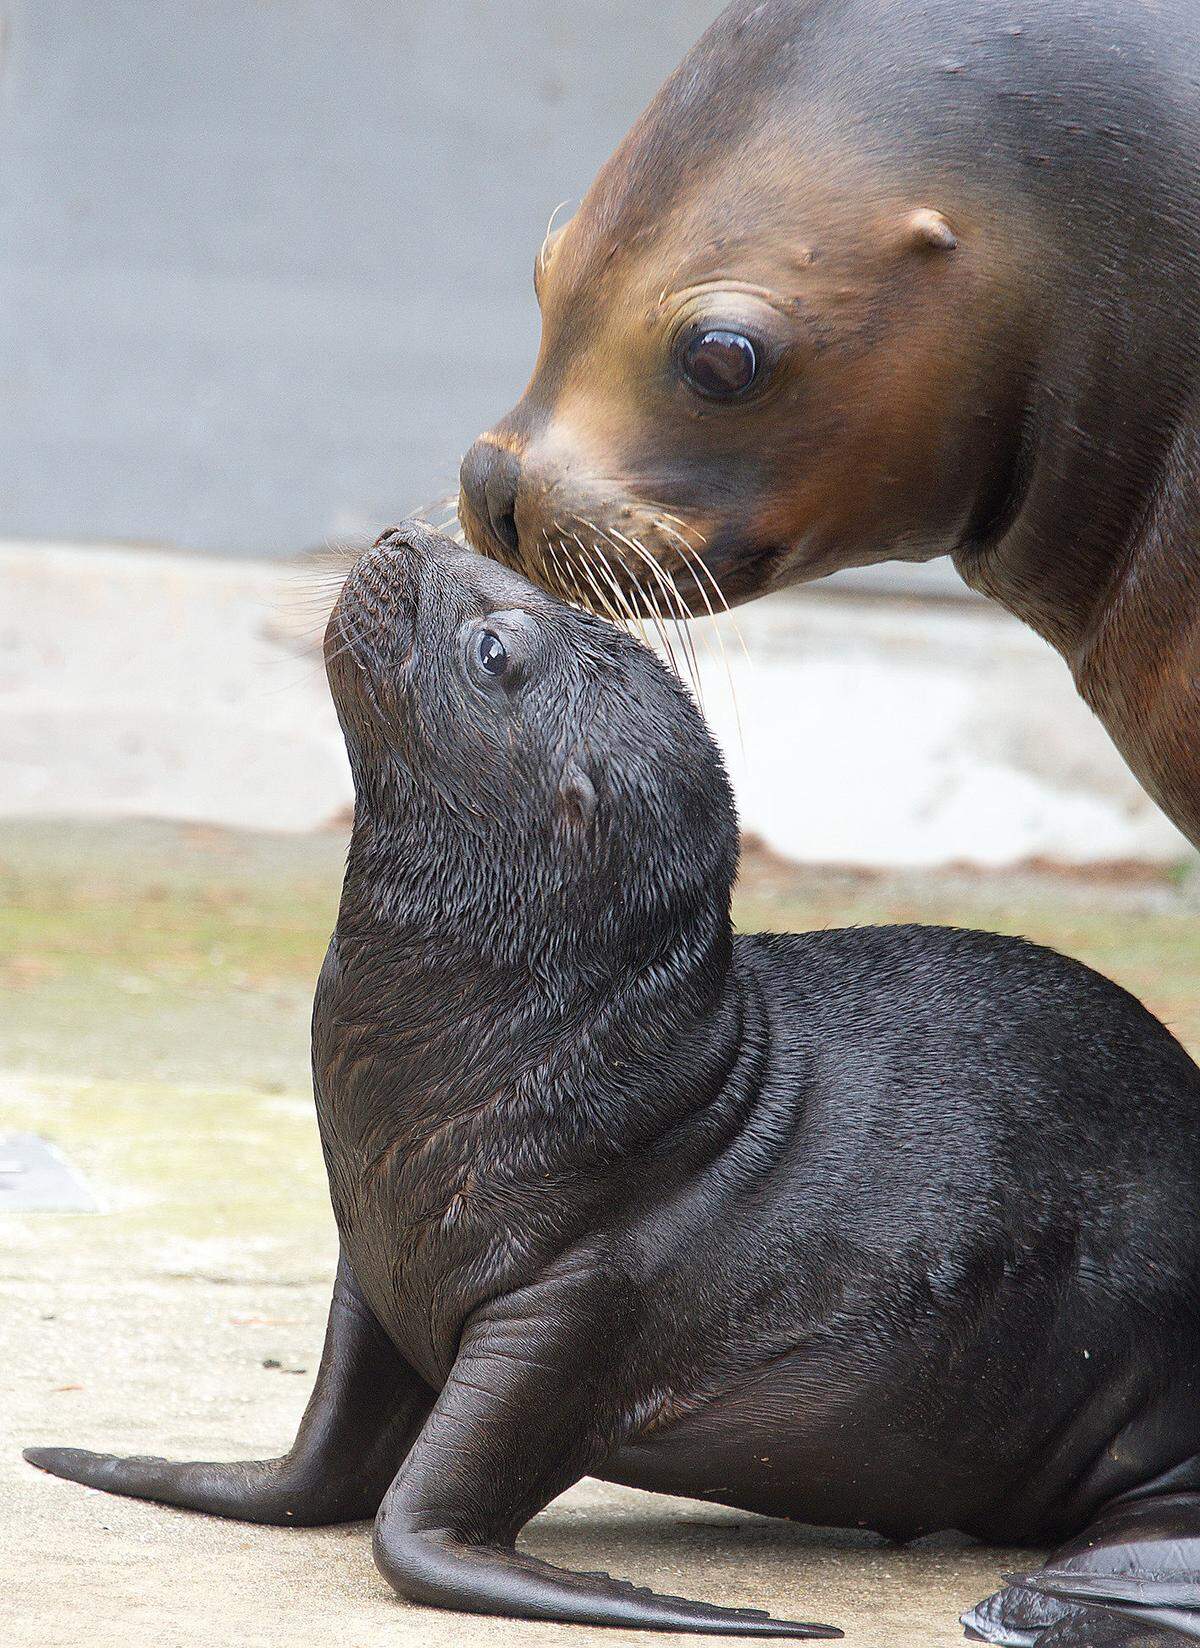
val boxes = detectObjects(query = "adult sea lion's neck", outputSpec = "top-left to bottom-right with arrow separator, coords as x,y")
957,396 -> 1200,849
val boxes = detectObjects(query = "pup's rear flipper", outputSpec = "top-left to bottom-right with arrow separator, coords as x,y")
963,1491 -> 1200,1647
1030,1607 -> 1196,1647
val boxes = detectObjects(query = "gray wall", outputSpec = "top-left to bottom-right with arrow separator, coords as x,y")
0,0 -> 725,556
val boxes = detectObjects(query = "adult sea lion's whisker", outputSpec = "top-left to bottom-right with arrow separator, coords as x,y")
608,525 -> 704,700
578,521 -> 680,671
544,535 -> 576,606
571,538 -> 623,625
552,523 -> 606,618
536,529 -> 555,588
654,509 -> 709,547
573,516 -> 681,667
650,530 -> 742,741
651,519 -> 728,614
630,531 -> 707,709
627,564 -> 682,680
555,538 -> 593,615
570,515 -> 697,690
657,522 -> 751,680
678,551 -> 744,757
549,538 -> 591,615
604,523 -> 685,618
656,520 -> 753,674
584,536 -> 653,649
560,524 -> 642,641
577,548 -> 631,631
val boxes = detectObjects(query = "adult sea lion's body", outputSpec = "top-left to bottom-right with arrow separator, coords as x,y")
459,0 -> 1200,849
24,523 -> 1200,1645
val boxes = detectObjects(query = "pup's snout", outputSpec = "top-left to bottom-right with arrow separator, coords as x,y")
330,523 -> 428,653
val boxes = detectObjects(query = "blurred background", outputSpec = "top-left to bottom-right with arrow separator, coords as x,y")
5,0 -> 732,556
3,8 -> 1198,1641
3,0 -> 1197,870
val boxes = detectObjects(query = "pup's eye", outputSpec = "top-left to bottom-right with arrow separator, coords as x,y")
476,630 -> 508,677
680,329 -> 759,400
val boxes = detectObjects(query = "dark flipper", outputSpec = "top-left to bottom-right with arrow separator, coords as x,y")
1034,1610 -> 1192,1647
963,1580 -> 1074,1645
24,1252 -> 431,1526
376,1531 -> 840,1637
965,1492 -> 1200,1647
373,1277 -> 841,1637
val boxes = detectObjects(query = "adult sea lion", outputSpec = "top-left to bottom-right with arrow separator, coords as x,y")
24,523 -> 1200,1644
459,0 -> 1200,850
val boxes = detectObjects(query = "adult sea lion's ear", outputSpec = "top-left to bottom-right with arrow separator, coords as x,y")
559,754 -> 597,830
905,207 -> 958,251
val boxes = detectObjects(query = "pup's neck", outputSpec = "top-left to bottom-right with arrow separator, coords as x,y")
323,805 -> 746,1177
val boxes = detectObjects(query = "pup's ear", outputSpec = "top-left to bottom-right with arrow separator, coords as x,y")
559,753 -> 597,830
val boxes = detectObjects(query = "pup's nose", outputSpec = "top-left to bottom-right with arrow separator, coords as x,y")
372,526 -> 411,553
460,440 -> 521,559
363,524 -> 419,581
359,520 -> 437,590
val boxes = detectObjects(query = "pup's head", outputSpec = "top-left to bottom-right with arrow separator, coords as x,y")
325,520 -> 737,972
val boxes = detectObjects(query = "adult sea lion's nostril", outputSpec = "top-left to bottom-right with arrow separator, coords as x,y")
460,439 -> 521,560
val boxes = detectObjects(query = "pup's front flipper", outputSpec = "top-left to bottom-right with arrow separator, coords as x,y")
24,1252 -> 431,1526
372,1273 -> 841,1638
964,1490 -> 1200,1646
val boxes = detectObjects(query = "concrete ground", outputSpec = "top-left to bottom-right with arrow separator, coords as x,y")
5,822 -> 1200,1648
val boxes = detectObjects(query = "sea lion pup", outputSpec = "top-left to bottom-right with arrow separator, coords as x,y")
459,0 -> 1200,850
25,523 -> 1200,1643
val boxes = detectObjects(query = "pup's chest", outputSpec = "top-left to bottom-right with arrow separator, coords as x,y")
310,939 -> 605,1381
319,1081 -> 576,1385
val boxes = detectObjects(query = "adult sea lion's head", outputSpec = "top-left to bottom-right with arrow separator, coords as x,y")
458,0 -> 1042,618
325,521 -> 736,967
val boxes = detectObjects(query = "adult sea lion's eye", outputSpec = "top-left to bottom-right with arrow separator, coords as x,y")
681,329 -> 759,400
476,630 -> 508,677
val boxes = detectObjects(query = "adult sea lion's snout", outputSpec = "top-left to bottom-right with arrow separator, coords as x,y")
458,410 -> 726,629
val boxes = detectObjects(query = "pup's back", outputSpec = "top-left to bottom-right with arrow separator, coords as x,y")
740,922 -> 1200,1284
